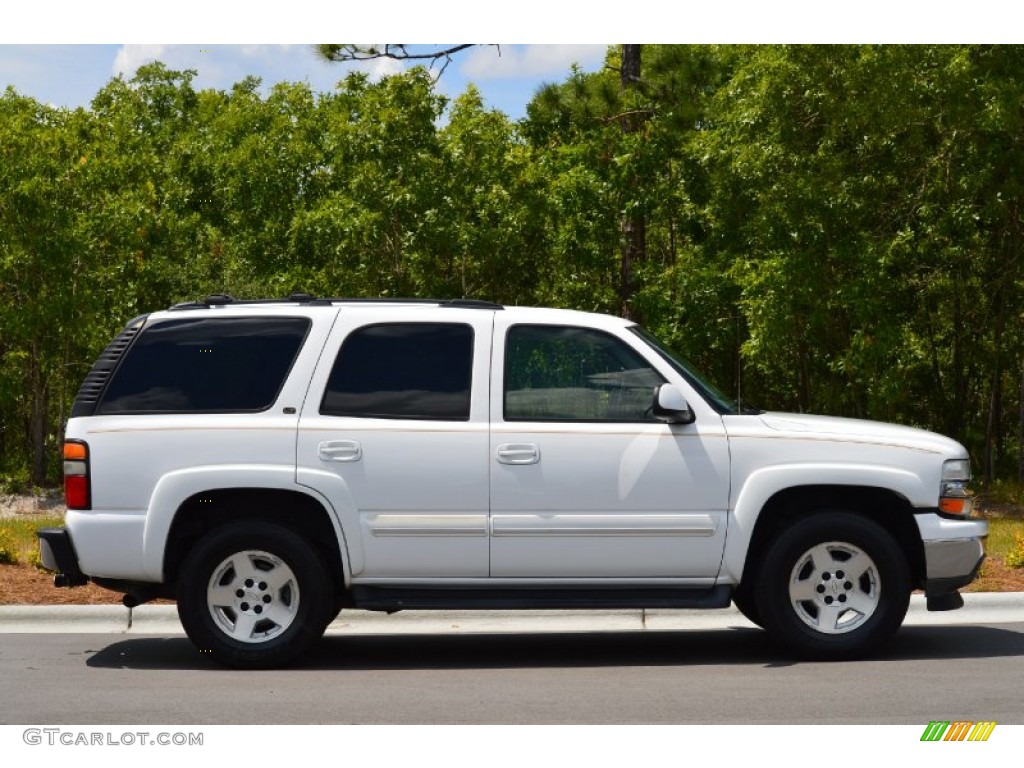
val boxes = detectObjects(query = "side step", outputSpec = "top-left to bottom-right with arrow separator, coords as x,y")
351,585 -> 733,612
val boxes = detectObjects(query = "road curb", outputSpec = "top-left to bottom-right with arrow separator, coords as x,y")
1,592 -> 1022,634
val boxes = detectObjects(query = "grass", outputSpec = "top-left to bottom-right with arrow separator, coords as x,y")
983,517 -> 1024,560
0,515 -> 65,567
975,485 -> 1024,573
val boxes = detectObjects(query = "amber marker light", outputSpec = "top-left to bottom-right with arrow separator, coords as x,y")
63,442 -> 87,461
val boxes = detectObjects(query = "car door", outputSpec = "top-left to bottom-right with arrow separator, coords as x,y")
488,317 -> 730,580
296,307 -> 493,580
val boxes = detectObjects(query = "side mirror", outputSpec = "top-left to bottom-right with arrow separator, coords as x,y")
652,384 -> 696,425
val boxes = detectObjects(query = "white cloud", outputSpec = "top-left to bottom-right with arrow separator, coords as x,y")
367,56 -> 405,79
110,45 -> 328,91
461,44 -> 606,80
112,44 -> 168,76
237,44 -> 296,59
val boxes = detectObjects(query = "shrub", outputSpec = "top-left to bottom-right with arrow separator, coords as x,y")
27,545 -> 45,570
0,528 -> 17,565
1006,534 -> 1024,569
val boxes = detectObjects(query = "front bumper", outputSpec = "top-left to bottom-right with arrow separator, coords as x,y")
915,512 -> 987,610
37,528 -> 88,587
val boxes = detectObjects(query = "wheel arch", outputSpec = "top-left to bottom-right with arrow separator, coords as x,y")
161,487 -> 350,599
726,483 -> 926,590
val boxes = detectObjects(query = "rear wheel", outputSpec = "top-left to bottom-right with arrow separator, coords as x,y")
177,521 -> 333,669
754,512 -> 910,660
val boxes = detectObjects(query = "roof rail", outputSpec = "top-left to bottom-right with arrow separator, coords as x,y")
167,294 -> 504,310
310,297 -> 504,309
439,299 -> 504,310
169,293 -> 323,310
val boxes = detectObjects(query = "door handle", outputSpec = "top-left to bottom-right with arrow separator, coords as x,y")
318,440 -> 362,462
496,443 -> 540,465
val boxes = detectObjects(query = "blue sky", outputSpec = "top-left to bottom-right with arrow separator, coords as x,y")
5,1 -> 1015,121
0,44 -> 608,120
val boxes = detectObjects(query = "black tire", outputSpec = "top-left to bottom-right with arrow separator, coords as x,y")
754,512 -> 910,660
176,521 -> 333,669
732,582 -> 763,628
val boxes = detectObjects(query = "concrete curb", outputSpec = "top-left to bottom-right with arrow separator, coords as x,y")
1,592 -> 1022,634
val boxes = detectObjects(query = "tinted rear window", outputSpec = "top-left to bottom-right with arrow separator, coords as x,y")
98,317 -> 310,414
321,323 -> 473,420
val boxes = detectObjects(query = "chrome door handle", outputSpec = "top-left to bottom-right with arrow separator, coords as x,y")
496,443 -> 540,465
318,440 -> 362,462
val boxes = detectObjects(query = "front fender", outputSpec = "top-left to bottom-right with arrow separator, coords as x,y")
721,463 -> 927,583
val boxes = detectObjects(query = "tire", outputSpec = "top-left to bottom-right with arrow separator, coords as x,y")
753,512 -> 910,660
176,521 -> 333,669
732,582 -> 763,628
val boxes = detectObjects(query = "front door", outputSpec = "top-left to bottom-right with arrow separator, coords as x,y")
488,319 -> 730,579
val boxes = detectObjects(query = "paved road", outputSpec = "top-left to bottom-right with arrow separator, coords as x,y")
1,618 -> 1022,724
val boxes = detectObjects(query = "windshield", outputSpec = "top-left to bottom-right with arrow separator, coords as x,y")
629,326 -> 742,415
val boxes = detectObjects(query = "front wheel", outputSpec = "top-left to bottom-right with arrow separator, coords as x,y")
177,522 -> 333,669
731,582 -> 762,628
754,512 -> 910,660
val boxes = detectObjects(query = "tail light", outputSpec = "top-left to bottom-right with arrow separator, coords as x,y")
63,440 -> 91,510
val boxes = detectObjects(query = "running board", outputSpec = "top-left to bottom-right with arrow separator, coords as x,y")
350,585 -> 733,612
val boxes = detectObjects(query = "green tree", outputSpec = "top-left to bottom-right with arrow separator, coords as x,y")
700,45 -> 1024,475
0,90 -> 92,484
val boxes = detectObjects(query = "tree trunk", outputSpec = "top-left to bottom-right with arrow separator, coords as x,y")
619,44 -> 644,321
1018,366 -> 1024,484
983,360 -> 1001,483
28,352 -> 48,487
983,302 -> 1004,483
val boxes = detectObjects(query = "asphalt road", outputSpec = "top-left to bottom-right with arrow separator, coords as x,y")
2,621 -> 1022,724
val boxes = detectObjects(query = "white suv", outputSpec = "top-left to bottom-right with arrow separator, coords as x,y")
39,294 -> 987,667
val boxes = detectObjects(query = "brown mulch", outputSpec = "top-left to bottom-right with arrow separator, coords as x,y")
0,563 -> 129,605
963,557 -> 1024,593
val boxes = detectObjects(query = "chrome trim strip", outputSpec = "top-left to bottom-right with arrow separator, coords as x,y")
490,513 -> 718,537
366,514 -> 488,538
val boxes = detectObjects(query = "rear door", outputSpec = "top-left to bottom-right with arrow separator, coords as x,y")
296,307 -> 493,580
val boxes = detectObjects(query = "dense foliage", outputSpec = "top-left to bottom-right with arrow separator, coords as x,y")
1,45 -> 1022,487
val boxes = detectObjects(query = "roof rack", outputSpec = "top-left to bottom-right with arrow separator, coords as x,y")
439,299 -> 504,310
168,293 -> 504,311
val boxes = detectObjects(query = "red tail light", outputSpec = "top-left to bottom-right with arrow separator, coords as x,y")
63,440 -> 91,510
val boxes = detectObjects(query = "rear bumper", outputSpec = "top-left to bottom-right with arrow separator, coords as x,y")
36,528 -> 88,587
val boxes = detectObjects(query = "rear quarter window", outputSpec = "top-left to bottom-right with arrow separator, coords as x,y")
97,316 -> 310,414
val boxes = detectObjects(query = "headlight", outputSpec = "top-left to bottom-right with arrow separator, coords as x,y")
939,459 -> 973,516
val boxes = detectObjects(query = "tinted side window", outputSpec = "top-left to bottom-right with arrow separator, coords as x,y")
98,317 -> 310,414
321,323 -> 473,421
504,325 -> 665,422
